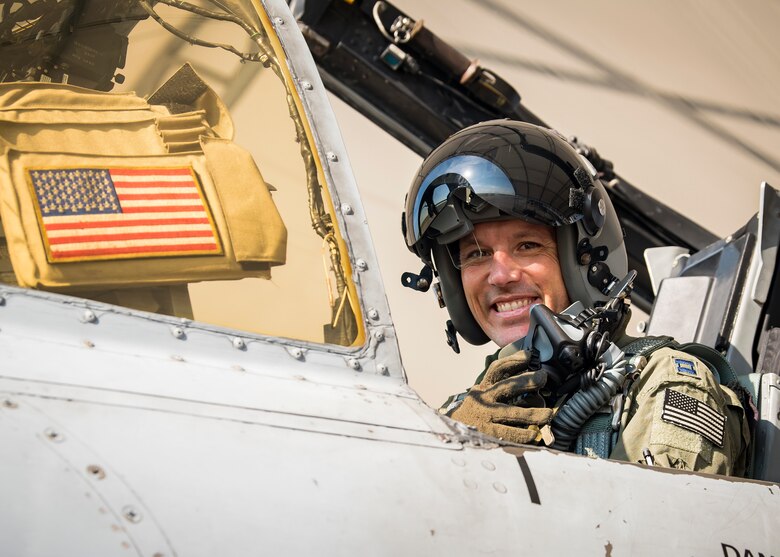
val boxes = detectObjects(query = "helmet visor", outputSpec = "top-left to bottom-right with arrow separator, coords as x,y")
406,154 -> 585,249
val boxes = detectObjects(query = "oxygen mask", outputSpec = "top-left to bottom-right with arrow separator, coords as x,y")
499,270 -> 637,393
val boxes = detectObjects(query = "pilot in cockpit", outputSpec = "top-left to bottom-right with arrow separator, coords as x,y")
402,120 -> 751,475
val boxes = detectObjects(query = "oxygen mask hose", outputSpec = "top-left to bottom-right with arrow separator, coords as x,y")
514,271 -> 638,451
550,342 -> 627,451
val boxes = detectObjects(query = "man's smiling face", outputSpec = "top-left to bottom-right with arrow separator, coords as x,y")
459,219 -> 571,347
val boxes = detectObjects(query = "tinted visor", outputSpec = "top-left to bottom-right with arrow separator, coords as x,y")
406,154 -> 584,248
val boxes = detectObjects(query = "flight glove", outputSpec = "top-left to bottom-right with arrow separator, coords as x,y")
448,351 -> 553,445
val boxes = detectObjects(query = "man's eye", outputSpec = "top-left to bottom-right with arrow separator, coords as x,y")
460,248 -> 490,266
517,242 -> 541,251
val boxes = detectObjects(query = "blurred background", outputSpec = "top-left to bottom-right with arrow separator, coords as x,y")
325,0 -> 780,405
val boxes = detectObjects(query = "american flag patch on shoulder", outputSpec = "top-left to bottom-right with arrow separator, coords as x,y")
661,388 -> 726,447
27,166 -> 222,262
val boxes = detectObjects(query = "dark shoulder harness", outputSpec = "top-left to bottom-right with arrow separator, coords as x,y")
621,335 -> 739,385
574,335 -> 738,459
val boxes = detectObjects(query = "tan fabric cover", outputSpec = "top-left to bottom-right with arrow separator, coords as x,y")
202,137 -> 286,264
0,74 -> 286,290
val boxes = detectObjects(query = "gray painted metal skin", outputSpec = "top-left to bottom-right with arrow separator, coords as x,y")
0,1 -> 778,556
2,287 -> 779,556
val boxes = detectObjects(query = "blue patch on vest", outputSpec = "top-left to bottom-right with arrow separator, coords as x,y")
674,358 -> 697,377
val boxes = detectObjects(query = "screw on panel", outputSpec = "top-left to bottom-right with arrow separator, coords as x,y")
122,506 -> 143,523
327,152 -> 339,162
341,203 -> 353,215
373,330 -> 385,342
171,327 -> 186,340
0,294 -> 5,305
636,320 -> 647,334
86,465 -> 106,479
273,16 -> 284,26
81,310 -> 97,323
232,337 -> 247,350
347,358 -> 361,371
300,80 -> 313,90
367,308 -> 379,320
355,259 -> 368,271
83,340 -> 95,348
171,355 -> 185,362
3,399 -> 18,409
287,347 -> 305,361
44,428 -> 64,443
377,363 -> 389,376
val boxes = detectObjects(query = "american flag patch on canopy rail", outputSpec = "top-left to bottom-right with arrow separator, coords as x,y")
28,166 -> 222,262
661,388 -> 726,447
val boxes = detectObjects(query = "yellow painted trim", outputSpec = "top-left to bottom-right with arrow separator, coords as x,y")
253,3 -> 366,348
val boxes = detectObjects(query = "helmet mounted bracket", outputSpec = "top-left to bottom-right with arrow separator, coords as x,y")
577,238 -> 610,266
582,186 -> 607,236
588,261 -> 620,295
401,264 -> 433,292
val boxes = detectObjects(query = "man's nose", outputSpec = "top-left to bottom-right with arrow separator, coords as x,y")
487,250 -> 523,286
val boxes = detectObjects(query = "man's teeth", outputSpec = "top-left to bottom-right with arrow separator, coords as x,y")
495,299 -> 534,312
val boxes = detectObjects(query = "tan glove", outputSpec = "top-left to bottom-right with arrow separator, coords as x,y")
449,351 -> 552,445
